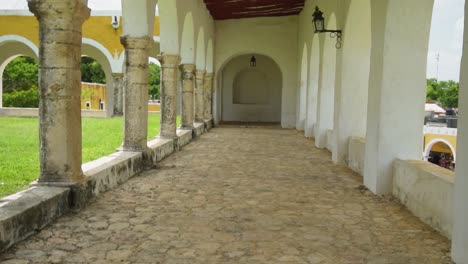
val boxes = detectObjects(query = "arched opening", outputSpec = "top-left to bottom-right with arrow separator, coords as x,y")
297,44 -> 308,130
425,139 -> 456,171
316,13 -> 337,149
305,37 -> 320,138
425,0 -> 462,125
81,40 -> 115,116
148,57 -> 162,138
0,36 -> 39,109
1,56 -> 39,108
80,56 -> 107,111
220,54 -> 282,123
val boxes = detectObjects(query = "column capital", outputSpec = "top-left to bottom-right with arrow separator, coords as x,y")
205,72 -> 214,80
112,72 -> 124,79
120,36 -> 152,50
157,54 -> 181,68
196,70 -> 207,79
28,0 -> 90,22
180,64 -> 196,81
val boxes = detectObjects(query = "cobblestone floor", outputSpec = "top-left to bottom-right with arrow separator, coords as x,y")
1,127 -> 452,263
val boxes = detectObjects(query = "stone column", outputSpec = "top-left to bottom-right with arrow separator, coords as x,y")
120,36 -> 151,151
452,1 -> 468,262
194,70 -> 206,122
28,0 -> 89,185
157,54 -> 181,138
204,73 -> 214,120
112,73 -> 124,116
180,64 -> 196,129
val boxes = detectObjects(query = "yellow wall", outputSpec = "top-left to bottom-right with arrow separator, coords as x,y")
148,104 -> 161,112
424,134 -> 457,154
0,15 -> 160,56
81,83 -> 107,110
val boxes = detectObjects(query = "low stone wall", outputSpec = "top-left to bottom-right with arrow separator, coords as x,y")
348,137 -> 366,176
326,129 -> 333,152
0,119 -> 214,252
0,107 -> 38,117
393,160 -> 454,238
0,108 -> 108,118
0,187 -> 70,251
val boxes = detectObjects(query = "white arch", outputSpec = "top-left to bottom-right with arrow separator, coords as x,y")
315,13 -> 337,148
305,36 -> 320,138
0,35 -> 38,59
159,0 -> 179,54
206,38 -> 214,73
180,12 -> 195,64
195,27 -> 206,70
297,43 -> 308,131
424,138 -> 456,162
82,38 -> 120,74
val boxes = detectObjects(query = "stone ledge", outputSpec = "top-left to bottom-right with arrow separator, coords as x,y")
393,159 -> 454,238
0,187 -> 70,252
148,137 -> 175,163
176,129 -> 193,149
193,122 -> 205,137
83,151 -> 144,196
205,119 -> 214,130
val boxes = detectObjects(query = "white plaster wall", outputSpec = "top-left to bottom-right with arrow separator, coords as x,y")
348,136 -> 366,176
305,36 -> 320,138
326,129 -> 334,152
297,44 -> 308,130
393,160 -> 454,239
214,16 -> 298,128
221,55 -> 281,122
333,0 -> 371,164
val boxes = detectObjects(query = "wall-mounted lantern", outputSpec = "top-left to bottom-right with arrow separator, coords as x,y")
312,6 -> 342,49
111,16 -> 120,31
250,56 -> 257,67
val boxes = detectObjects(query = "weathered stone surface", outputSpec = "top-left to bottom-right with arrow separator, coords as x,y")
193,122 -> 206,137
147,138 -> 175,163
158,54 -> 181,139
28,0 -> 90,186
1,127 -> 452,263
82,151 -> 144,196
194,70 -> 206,123
120,36 -> 152,152
204,73 -> 214,120
0,187 -> 70,252
176,129 -> 192,150
112,73 -> 124,116
180,64 -> 196,129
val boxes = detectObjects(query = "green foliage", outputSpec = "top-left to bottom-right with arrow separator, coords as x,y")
148,62 -> 161,100
426,78 -> 459,108
2,56 -> 38,93
81,57 -> 106,84
3,87 -> 40,108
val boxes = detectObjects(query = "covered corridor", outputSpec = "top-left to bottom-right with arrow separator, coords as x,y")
1,127 -> 451,263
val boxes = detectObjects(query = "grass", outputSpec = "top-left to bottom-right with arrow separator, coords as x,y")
0,113 -> 180,198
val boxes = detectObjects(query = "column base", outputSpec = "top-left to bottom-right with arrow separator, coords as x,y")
117,146 -> 148,153
31,180 -> 92,209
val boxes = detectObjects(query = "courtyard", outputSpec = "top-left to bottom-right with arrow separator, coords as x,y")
1,127 -> 451,263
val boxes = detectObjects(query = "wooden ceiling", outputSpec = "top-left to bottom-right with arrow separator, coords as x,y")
203,0 -> 305,20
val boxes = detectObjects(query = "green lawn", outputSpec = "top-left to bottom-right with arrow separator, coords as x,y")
0,113 -> 180,198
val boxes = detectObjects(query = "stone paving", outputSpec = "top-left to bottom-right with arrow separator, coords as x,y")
1,127 -> 452,263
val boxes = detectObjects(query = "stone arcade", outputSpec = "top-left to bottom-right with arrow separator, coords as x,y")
1,0 -> 468,263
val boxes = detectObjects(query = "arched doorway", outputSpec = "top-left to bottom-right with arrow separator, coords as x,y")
425,139 -> 456,170
220,54 -> 282,123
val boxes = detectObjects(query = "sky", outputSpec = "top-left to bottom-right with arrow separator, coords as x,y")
1,0 -> 465,81
427,0 -> 464,81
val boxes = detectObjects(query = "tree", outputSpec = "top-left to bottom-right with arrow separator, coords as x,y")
81,57 -> 106,84
426,78 -> 459,108
2,56 -> 38,93
148,62 -> 161,100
